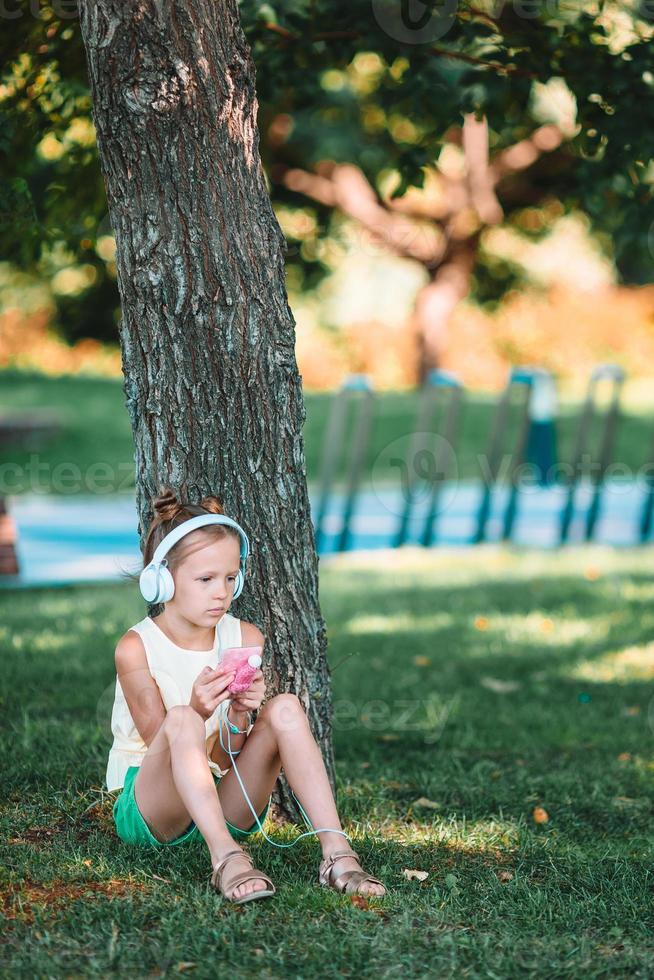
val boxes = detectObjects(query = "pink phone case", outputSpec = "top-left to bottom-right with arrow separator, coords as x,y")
219,645 -> 263,694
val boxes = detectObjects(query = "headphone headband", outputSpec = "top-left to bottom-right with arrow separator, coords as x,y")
151,514 -> 249,566
140,512 -> 250,603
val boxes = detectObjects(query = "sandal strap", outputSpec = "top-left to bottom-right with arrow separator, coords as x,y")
335,870 -> 385,894
213,848 -> 252,879
321,848 -> 360,872
221,868 -> 275,893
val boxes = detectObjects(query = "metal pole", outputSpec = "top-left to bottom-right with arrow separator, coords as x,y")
336,376 -> 375,552
313,381 -> 351,552
473,367 -> 533,544
559,364 -> 625,544
394,370 -> 463,548
639,439 -> 654,542
585,364 -> 625,540
421,373 -> 463,547
501,368 -> 537,541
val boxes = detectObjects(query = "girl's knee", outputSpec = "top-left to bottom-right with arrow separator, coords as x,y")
259,693 -> 307,732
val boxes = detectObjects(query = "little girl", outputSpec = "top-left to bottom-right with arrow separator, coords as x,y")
106,488 -> 387,905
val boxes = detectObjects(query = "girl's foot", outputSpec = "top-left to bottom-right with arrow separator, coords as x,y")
210,846 -> 276,904
318,848 -> 386,897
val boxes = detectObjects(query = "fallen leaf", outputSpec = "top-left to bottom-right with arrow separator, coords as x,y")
532,806 -> 549,824
617,752 -> 632,762
496,869 -> 513,882
480,676 -> 521,693
82,859 -> 92,867
413,655 -> 431,666
402,868 -> 429,882
474,616 -> 489,631
623,706 -> 641,716
349,895 -> 370,909
412,797 -> 441,810
175,964 -> 197,973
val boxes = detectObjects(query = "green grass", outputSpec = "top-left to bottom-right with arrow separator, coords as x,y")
0,368 -> 652,494
2,546 -> 654,977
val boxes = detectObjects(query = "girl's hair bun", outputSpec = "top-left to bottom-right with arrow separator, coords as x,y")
142,487 -> 235,574
153,487 -> 184,522
200,494 -> 225,515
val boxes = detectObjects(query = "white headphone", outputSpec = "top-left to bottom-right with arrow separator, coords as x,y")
139,514 -> 250,604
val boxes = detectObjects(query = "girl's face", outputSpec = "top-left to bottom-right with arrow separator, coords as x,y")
168,531 -> 242,626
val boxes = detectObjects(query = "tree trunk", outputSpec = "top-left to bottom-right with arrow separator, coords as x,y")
413,235 -> 480,383
78,0 -> 335,820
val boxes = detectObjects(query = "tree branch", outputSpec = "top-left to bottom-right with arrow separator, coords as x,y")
462,112 -> 504,225
490,123 -> 567,180
280,161 -> 447,266
259,23 -> 537,78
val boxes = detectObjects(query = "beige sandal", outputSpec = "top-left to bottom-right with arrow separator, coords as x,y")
210,847 -> 276,905
318,848 -> 386,896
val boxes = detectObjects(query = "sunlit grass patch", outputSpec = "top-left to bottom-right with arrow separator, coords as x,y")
341,611 -> 454,636
568,642 -> 654,683
2,547 -> 654,975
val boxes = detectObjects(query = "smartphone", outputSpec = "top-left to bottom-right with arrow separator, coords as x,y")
218,645 -> 263,694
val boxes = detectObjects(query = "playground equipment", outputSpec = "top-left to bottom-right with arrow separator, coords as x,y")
558,364 -> 625,544
639,433 -> 654,543
313,374 -> 375,552
473,367 -> 534,543
525,369 -> 558,486
393,369 -> 463,548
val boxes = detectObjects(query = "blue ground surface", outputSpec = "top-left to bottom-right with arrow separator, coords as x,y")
2,478 -> 652,587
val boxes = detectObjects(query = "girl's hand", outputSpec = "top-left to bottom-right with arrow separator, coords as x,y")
190,665 -> 235,721
229,668 -> 266,714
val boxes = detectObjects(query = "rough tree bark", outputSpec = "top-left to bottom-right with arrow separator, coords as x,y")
78,0 -> 334,819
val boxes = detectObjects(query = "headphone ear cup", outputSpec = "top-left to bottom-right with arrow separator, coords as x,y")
158,565 -> 175,602
233,568 -> 244,599
139,564 -> 159,603
140,562 -> 175,603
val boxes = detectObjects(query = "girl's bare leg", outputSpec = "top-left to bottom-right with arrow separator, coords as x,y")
217,693 -> 386,896
132,704 -> 271,900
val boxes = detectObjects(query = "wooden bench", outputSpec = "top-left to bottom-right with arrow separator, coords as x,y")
0,412 -> 61,449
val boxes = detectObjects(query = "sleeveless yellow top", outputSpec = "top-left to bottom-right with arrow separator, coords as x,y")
105,612 -> 243,792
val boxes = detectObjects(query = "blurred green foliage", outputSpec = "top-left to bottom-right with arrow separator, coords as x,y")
0,2 -> 653,344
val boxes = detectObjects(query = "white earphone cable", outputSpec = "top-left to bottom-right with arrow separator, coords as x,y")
217,700 -> 351,850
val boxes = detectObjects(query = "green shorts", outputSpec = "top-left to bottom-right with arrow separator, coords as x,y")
112,765 -> 271,848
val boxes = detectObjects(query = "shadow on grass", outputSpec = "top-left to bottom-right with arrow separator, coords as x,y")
1,549 -> 654,976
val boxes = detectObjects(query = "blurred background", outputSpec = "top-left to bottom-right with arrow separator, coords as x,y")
1,1 -> 654,582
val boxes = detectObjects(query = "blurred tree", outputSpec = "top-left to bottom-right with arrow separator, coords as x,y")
1,2 -> 653,376
76,0 -> 332,820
